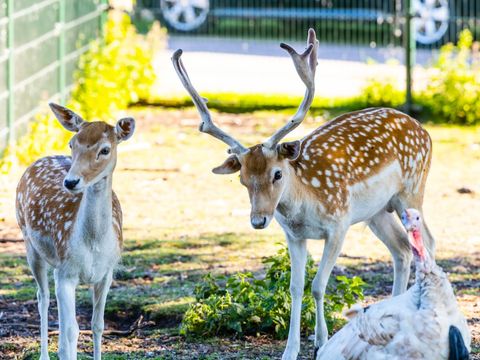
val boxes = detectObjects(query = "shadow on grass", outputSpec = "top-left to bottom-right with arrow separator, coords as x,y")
338,252 -> 480,296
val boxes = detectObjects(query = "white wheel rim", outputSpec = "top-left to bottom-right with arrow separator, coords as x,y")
160,0 -> 209,31
414,0 -> 450,44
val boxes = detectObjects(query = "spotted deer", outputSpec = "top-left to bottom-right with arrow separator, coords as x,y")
15,104 -> 135,360
172,29 -> 434,360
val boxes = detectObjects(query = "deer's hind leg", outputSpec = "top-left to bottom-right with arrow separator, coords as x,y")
368,210 -> 412,296
312,226 -> 348,349
26,242 -> 51,360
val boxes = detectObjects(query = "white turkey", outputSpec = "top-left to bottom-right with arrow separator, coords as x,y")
316,208 -> 471,360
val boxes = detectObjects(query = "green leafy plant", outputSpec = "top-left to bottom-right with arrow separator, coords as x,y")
421,29 -> 480,125
359,77 -> 405,108
181,246 -> 365,339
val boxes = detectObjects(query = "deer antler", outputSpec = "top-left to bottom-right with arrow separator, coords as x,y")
171,49 -> 248,155
263,28 -> 318,149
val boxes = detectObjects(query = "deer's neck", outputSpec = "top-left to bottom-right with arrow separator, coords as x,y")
277,163 -> 311,217
76,175 -> 114,249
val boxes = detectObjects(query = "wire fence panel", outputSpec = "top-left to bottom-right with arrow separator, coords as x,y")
0,0 -> 107,152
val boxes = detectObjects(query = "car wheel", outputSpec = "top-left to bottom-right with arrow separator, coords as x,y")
413,0 -> 450,45
160,0 -> 210,32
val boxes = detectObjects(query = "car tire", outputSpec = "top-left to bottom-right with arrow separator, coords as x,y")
413,0 -> 451,45
159,0 -> 210,32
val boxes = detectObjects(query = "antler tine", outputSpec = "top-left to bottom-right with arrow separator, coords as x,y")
264,29 -> 319,149
171,49 -> 248,155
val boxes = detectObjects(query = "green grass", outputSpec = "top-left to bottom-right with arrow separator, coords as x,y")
0,254 -> 36,301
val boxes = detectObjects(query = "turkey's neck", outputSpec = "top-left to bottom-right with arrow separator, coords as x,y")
414,254 -> 454,310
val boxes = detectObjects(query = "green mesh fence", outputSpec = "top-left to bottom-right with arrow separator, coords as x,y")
0,0 -> 108,151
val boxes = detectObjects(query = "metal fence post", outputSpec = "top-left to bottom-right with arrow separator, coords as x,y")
101,0 -> 108,32
6,0 -> 14,146
58,0 -> 66,104
405,0 -> 416,114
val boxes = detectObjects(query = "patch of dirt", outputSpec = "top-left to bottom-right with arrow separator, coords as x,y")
0,226 -> 23,255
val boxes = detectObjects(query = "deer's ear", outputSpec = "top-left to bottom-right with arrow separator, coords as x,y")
277,140 -> 301,160
115,117 -> 135,142
212,155 -> 241,174
49,103 -> 85,132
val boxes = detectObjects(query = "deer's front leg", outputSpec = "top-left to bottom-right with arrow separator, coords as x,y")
54,270 -> 79,360
92,271 -> 113,360
313,227 -> 346,356
282,237 -> 307,360
26,246 -> 50,360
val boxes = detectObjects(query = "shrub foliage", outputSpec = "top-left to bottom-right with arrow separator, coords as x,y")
359,29 -> 480,125
181,246 -> 365,339
422,29 -> 480,125
359,78 -> 405,108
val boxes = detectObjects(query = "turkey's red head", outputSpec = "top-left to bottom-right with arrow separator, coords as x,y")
401,208 -> 426,261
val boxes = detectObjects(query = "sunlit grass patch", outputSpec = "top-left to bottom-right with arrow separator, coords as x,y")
0,254 -> 36,301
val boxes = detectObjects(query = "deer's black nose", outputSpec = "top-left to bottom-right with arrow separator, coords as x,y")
64,178 -> 80,190
251,216 -> 267,229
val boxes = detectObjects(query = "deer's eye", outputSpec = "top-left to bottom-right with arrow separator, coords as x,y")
99,147 -> 110,156
273,170 -> 282,183
69,142 -> 72,149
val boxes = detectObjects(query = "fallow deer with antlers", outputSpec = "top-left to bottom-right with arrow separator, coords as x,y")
16,104 -> 135,360
172,29 -> 434,360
